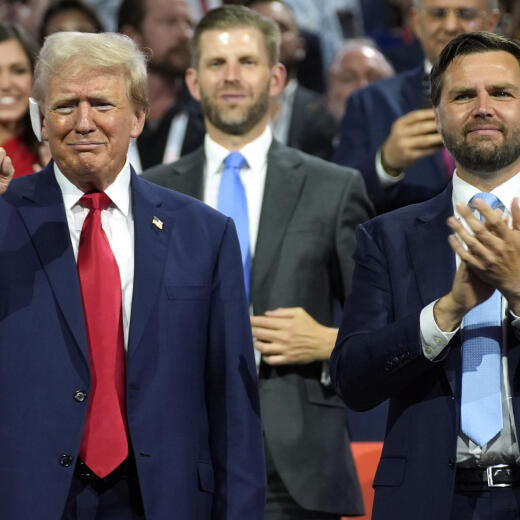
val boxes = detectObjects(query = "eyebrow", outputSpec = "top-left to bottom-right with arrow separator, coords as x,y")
448,83 -> 519,95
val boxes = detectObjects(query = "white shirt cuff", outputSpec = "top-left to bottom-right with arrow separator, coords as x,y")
420,300 -> 458,360
376,148 -> 405,186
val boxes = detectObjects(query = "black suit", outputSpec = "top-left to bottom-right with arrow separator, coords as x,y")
142,140 -> 371,516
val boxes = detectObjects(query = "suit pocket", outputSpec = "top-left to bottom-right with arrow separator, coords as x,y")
305,378 -> 346,408
373,456 -> 406,487
165,285 -> 209,300
197,461 -> 215,493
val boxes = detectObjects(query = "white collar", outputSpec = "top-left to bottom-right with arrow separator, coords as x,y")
54,158 -> 132,217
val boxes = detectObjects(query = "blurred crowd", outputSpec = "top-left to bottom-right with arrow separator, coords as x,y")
0,0 -> 516,202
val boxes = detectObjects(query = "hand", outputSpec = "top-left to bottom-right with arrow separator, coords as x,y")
447,198 -> 520,313
0,147 -> 14,196
250,307 -> 338,365
434,261 -> 494,331
381,109 -> 444,172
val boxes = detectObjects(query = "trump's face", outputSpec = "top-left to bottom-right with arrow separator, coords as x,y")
42,64 -> 145,191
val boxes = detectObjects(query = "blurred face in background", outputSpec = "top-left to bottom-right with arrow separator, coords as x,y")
136,0 -> 193,76
249,1 -> 304,77
326,44 -> 394,122
42,9 -> 99,38
0,38 -> 32,131
411,0 -> 499,64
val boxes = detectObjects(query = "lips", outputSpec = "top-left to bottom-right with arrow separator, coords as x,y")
465,124 -> 503,136
68,142 -> 105,151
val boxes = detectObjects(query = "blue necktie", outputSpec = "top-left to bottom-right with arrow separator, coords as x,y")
218,151 -> 250,298
460,192 -> 503,446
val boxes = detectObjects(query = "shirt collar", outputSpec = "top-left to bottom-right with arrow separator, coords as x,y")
204,125 -> 272,176
54,158 -> 132,216
452,170 -> 520,217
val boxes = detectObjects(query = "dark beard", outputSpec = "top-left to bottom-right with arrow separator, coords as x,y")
442,127 -> 520,175
200,86 -> 270,136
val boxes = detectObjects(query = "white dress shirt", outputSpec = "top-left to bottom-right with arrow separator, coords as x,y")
54,160 -> 135,349
420,170 -> 520,465
203,126 -> 271,255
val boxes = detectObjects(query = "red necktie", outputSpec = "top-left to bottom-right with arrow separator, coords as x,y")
77,192 -> 128,478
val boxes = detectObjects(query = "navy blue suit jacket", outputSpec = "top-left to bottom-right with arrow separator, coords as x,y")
331,186 -> 520,519
0,163 -> 265,519
333,66 -> 447,213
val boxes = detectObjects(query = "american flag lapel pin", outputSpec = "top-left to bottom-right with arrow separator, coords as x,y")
152,216 -> 164,230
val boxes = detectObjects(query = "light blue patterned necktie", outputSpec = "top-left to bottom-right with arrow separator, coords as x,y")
217,151 -> 250,298
460,192 -> 503,446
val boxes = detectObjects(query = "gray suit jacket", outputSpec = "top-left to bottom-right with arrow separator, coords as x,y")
142,140 -> 371,515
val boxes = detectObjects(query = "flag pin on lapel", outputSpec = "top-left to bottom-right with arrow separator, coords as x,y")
152,216 -> 164,230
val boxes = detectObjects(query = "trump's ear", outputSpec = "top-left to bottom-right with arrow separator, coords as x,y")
29,98 -> 42,142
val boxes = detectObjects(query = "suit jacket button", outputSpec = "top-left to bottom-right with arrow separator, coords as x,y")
59,454 -> 73,467
74,390 -> 87,402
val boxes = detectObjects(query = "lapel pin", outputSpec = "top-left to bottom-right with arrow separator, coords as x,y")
152,216 -> 164,230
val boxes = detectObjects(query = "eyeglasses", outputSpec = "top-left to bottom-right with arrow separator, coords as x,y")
421,7 -> 486,22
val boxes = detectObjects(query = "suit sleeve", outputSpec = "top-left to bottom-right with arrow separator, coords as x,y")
334,168 -> 374,303
333,92 -> 387,206
206,217 -> 266,519
330,221 -> 443,411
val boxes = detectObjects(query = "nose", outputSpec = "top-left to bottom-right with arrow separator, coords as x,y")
0,70 -> 11,90
223,62 -> 240,83
474,91 -> 494,118
443,10 -> 463,33
75,102 -> 95,134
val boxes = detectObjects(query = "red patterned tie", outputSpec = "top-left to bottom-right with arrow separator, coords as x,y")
77,192 -> 128,478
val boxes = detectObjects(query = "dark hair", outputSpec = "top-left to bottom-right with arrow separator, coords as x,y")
0,22 -> 40,159
117,0 -> 146,32
192,5 -> 280,67
430,31 -> 520,107
39,0 -> 104,44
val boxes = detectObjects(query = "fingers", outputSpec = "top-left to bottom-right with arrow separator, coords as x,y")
264,307 -> 300,317
254,339 -> 289,365
250,314 -> 289,331
0,147 -> 14,180
384,109 -> 444,169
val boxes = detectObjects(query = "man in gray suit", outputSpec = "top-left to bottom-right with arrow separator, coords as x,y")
143,5 -> 371,519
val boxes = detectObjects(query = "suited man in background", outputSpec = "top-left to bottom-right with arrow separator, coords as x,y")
248,0 -> 337,160
0,31 -> 264,519
118,0 -> 205,171
143,5 -> 371,519
333,0 -> 499,213
332,31 -> 520,519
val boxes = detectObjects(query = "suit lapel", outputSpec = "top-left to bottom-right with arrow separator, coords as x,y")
406,187 -> 458,394
127,172 -> 171,359
168,148 -> 205,198
251,142 -> 305,300
15,164 -> 89,361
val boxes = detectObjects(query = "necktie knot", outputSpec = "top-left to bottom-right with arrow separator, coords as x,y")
469,192 -> 502,211
223,151 -> 247,172
80,192 -> 112,212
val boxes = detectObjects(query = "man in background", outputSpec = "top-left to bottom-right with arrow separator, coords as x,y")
144,5 -> 371,519
118,0 -> 205,171
248,0 -> 337,159
325,38 -> 394,125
